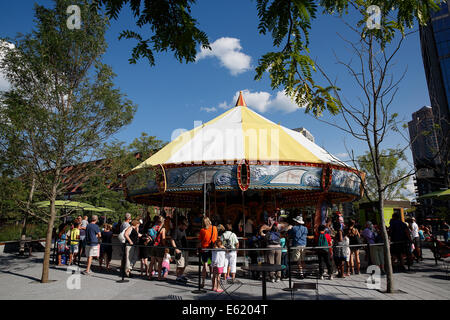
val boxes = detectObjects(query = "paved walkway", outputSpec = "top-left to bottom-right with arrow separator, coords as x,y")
0,249 -> 448,300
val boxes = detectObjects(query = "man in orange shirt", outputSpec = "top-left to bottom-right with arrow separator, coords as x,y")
198,217 -> 217,288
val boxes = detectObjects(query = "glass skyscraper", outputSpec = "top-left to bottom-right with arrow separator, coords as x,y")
412,1 -> 450,217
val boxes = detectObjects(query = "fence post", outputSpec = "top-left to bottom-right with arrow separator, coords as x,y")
116,242 -> 129,283
192,248 -> 207,294
367,243 -> 371,267
283,244 -> 297,292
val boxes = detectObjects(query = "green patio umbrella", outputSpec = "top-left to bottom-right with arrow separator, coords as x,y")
34,200 -> 114,212
418,189 -> 450,200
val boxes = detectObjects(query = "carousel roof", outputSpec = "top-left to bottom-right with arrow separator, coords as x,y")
132,92 -> 346,170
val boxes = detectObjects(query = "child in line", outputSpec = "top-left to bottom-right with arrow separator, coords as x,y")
57,225 -> 69,266
99,224 -> 113,270
344,229 -> 351,277
68,222 -> 80,266
161,248 -> 172,278
211,239 -> 226,293
280,231 -> 288,279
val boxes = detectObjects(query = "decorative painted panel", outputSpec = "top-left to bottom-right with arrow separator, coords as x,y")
249,165 -> 322,190
329,169 -> 361,195
165,165 -> 239,191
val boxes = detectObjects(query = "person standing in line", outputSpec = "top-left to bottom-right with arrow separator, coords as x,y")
79,215 -> 89,257
68,222 -> 80,266
333,222 -> 346,278
221,224 -> 239,283
315,224 -> 333,280
120,213 -> 132,233
198,217 -> 218,288
287,215 -> 308,279
361,221 -> 376,266
347,219 -> 362,274
83,215 -> 101,275
99,223 -> 113,270
148,216 -> 166,281
211,239 -> 226,293
343,230 -> 351,276
409,217 -> 421,262
124,219 -> 141,277
388,212 -> 412,272
171,219 -> 189,282
265,224 -> 282,283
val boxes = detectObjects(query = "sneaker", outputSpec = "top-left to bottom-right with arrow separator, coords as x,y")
275,278 -> 280,283
180,275 -> 189,281
319,275 -> 324,280
298,273 -> 305,280
271,278 -> 275,283
329,275 -> 334,280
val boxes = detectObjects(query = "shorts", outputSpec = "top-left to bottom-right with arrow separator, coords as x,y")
70,244 -> 79,254
224,251 -> 237,274
57,243 -> 67,254
291,246 -> 305,263
176,251 -> 189,268
86,245 -> 100,257
214,266 -> 224,274
201,251 -> 212,264
150,246 -> 165,259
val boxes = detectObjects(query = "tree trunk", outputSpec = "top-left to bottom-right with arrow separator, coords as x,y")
41,181 -> 58,283
20,175 -> 36,255
378,191 -> 395,293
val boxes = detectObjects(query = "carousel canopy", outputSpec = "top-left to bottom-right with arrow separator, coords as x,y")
132,91 -> 346,170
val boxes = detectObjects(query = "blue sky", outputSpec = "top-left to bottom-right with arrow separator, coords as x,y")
0,1 -> 431,197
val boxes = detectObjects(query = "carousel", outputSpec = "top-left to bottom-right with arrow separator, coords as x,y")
123,92 -> 364,235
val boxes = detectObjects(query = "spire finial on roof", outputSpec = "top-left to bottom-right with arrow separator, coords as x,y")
235,91 -> 247,107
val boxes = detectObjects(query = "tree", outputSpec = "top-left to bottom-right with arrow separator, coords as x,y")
0,0 -> 136,283
307,1 -> 428,293
357,149 -> 410,201
73,133 -> 165,222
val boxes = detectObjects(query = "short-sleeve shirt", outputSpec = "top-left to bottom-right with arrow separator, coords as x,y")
172,227 -> 187,248
70,228 -> 80,245
361,228 -> 375,244
389,219 -> 409,242
80,219 -> 88,238
288,225 -> 308,247
199,226 -> 218,249
101,230 -> 113,244
120,222 -> 130,233
220,231 -> 239,249
85,223 -> 101,245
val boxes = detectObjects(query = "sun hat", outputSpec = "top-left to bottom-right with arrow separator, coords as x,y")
293,216 -> 305,224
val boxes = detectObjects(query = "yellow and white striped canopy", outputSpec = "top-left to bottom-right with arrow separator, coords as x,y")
132,92 -> 345,170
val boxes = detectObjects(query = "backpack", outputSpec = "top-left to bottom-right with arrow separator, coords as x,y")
118,227 -> 128,243
147,225 -> 164,246
267,231 -> 281,245
222,232 -> 233,250
317,232 -> 328,250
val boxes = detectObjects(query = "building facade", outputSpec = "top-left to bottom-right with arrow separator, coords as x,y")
411,1 -> 450,218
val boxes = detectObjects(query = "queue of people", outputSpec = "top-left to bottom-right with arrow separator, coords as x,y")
54,210 -> 442,291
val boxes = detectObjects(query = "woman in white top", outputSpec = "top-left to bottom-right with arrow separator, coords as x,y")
221,224 -> 240,283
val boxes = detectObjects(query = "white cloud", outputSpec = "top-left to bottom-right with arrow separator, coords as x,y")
196,37 -> 251,76
200,106 -> 217,113
335,152 -> 349,158
218,101 -> 228,109
220,89 -> 304,114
